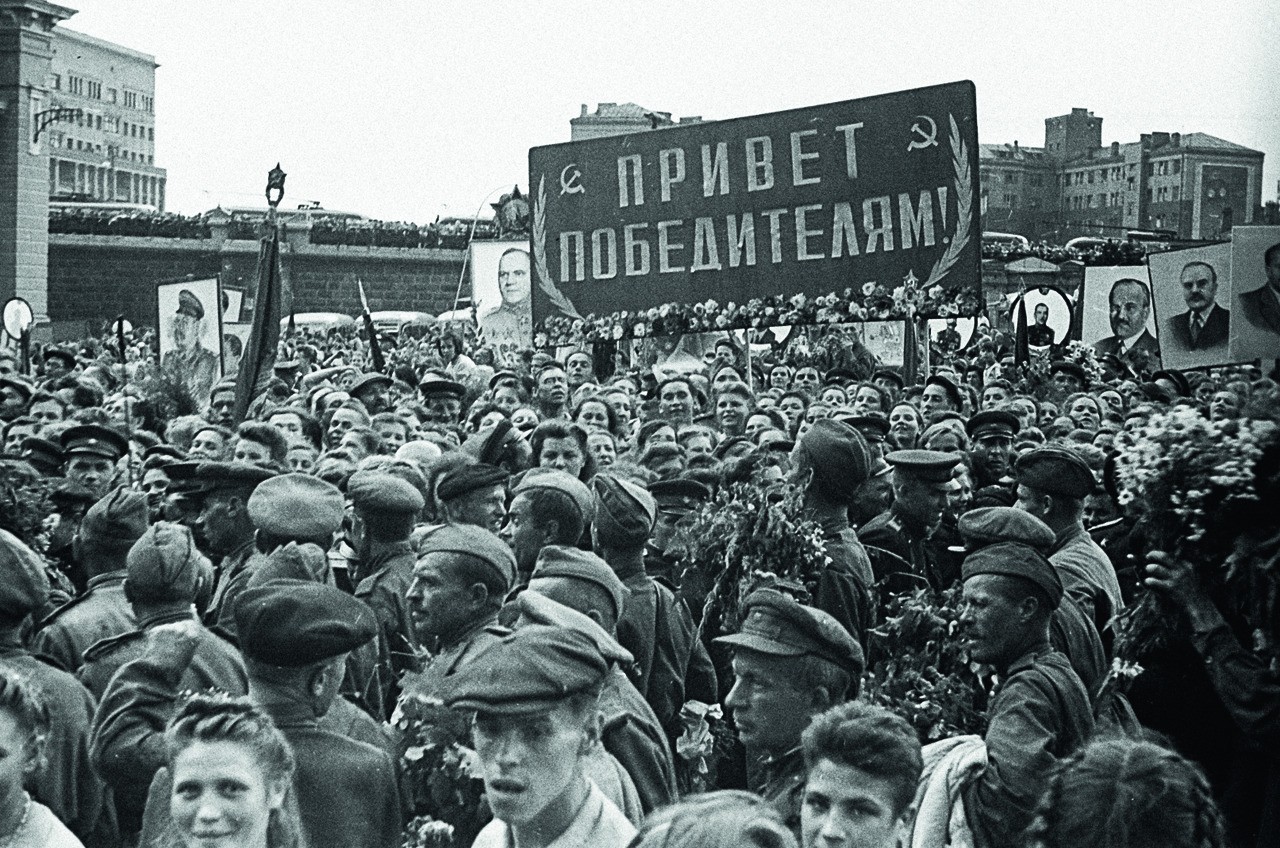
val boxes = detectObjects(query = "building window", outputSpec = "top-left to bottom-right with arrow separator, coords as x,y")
50,74 -> 61,90
1172,186 -> 1180,201
1172,160 -> 1181,174
148,127 -> 154,142
123,90 -> 138,109
107,88 -> 117,103
87,81 -> 101,100
68,75 -> 84,96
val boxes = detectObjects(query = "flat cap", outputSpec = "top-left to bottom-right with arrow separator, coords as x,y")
348,372 -> 393,398
441,624 -> 609,714
234,579 -> 377,667
966,409 -> 1020,440
19,437 -> 63,476
592,474 -> 656,548
513,468 -> 593,523
488,370 -> 520,391
925,374 -> 963,410
516,590 -> 634,666
958,507 -> 1056,553
59,424 -> 128,461
885,449 -> 962,488
649,477 -> 712,516
0,377 -> 34,404
347,470 -> 424,515
795,418 -> 871,499
530,545 -> 629,621
248,542 -> 330,587
418,378 -> 466,399
436,463 -> 509,502
192,461 -> 276,495
177,288 -> 205,319
1015,446 -> 1095,498
126,521 -> 210,601
0,529 -> 49,618
962,541 -> 1063,608
1049,361 -> 1089,387
824,367 -> 858,385
418,524 -> 517,591
248,473 -> 345,540
872,369 -> 905,390
713,588 -> 864,676
970,484 -> 1017,509
80,487 -> 149,547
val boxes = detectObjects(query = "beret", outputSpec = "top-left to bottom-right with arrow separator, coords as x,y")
796,418 -> 871,499
1015,446 -> 1095,498
1049,361 -> 1089,387
713,588 -> 864,676
192,462 -> 276,495
59,423 -> 128,461
958,507 -> 1056,553
530,545 -> 629,621
592,474 -> 656,548
961,541 -> 1063,608
417,524 -> 517,591
418,378 -> 466,399
649,477 -> 712,515
176,288 -> 204,319
348,372 -> 392,397
513,468 -> 593,523
126,521 -> 210,600
20,437 -> 63,476
234,579 -> 378,666
436,463 -> 509,502
0,529 -> 49,618
247,542 -> 330,587
347,470 -> 424,515
516,590 -> 634,667
248,473 -> 345,540
966,409 -> 1020,440
80,487 -> 149,547
925,374 -> 963,410
885,449 -> 962,488
441,624 -> 609,714
872,369 -> 905,390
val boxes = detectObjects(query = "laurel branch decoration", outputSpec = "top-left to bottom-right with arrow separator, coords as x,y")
532,175 -> 583,320
921,114 -> 972,291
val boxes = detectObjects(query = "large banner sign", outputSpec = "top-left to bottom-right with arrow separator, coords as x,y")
529,81 -> 981,343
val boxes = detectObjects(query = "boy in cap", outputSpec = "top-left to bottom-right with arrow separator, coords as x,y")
958,541 -> 1094,848
32,487 -> 148,672
442,625 -> 637,848
861,449 -> 963,594
1014,446 -> 1124,635
591,473 -> 717,737
436,462 -> 509,533
714,588 -> 865,837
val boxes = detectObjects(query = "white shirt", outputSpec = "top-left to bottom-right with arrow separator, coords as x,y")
470,782 -> 636,848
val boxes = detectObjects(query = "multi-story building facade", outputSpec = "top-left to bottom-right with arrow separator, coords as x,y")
570,102 -> 703,141
980,108 -> 1263,242
43,27 -> 166,209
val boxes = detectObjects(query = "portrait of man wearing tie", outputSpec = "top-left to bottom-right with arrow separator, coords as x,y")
1162,261 -> 1229,352
1091,277 -> 1162,372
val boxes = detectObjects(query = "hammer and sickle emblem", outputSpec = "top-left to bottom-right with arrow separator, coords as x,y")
907,115 -> 938,152
559,164 -> 584,196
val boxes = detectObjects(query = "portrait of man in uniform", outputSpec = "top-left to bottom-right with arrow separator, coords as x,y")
157,279 -> 222,403
475,244 -> 533,364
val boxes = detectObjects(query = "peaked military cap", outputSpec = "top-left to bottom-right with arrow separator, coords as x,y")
59,424 -> 128,461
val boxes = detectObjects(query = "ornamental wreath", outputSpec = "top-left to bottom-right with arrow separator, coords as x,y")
531,114 -> 977,347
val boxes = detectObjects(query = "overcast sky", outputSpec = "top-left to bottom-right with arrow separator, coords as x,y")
66,0 -> 1278,224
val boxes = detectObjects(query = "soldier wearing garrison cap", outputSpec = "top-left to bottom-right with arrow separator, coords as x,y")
591,474 -> 718,740
80,521 -> 244,837
959,542 -> 1094,847
442,625 -> 637,848
32,487 -> 148,672
60,423 -> 127,500
133,580 -> 401,848
862,449 -> 964,594
248,472 -> 345,548
715,588 -> 864,837
436,462 -> 509,533
1015,446 -> 1124,636
966,409 -> 1020,489
192,462 -> 276,633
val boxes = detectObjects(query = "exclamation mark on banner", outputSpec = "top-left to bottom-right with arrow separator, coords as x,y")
937,185 -> 949,241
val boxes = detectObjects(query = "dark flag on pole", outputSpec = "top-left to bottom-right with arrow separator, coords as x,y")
902,317 -> 920,386
232,164 -> 286,424
1014,292 -> 1030,367
357,278 -> 385,373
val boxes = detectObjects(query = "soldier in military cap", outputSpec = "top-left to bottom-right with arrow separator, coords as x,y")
861,449 -> 963,594
435,462 -> 509,533
836,412 -> 890,461
591,474 -> 717,740
189,461 -> 276,631
966,409 -> 1020,489
503,468 -> 593,584
59,423 -> 128,500
958,541 -> 1094,847
347,469 -> 425,705
418,377 -> 466,426
1015,446 -> 1124,635
0,529 -> 114,845
441,625 -> 637,848
32,487 -> 148,672
644,477 -> 710,586
130,580 -> 401,848
714,588 -> 865,838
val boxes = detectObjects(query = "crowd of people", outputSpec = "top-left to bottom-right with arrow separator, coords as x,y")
0,311 -> 1275,848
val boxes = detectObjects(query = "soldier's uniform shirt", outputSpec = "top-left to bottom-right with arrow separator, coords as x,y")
471,781 -> 635,848
751,746 -> 806,838
815,515 -> 877,648
967,647 -> 1094,848
0,646 -> 116,846
600,666 -> 679,814
204,540 -> 258,633
1048,595 -> 1107,704
354,541 -> 422,707
1027,323 -> 1055,347
399,614 -> 507,702
862,505 -> 957,595
1049,524 -> 1124,633
31,570 -> 136,673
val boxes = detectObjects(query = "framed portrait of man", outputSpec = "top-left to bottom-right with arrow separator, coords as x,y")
1082,266 -> 1162,374
1009,287 -> 1072,350
1229,226 -> 1280,363
928,317 -> 976,355
471,240 -> 532,366
1148,242 -> 1233,370
156,278 -> 223,404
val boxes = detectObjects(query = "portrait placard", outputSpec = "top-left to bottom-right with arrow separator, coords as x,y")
1082,266 -> 1162,373
1148,242 -> 1233,370
1228,226 -> 1280,362
471,240 -> 533,365
1010,287 -> 1072,349
156,278 -> 223,402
